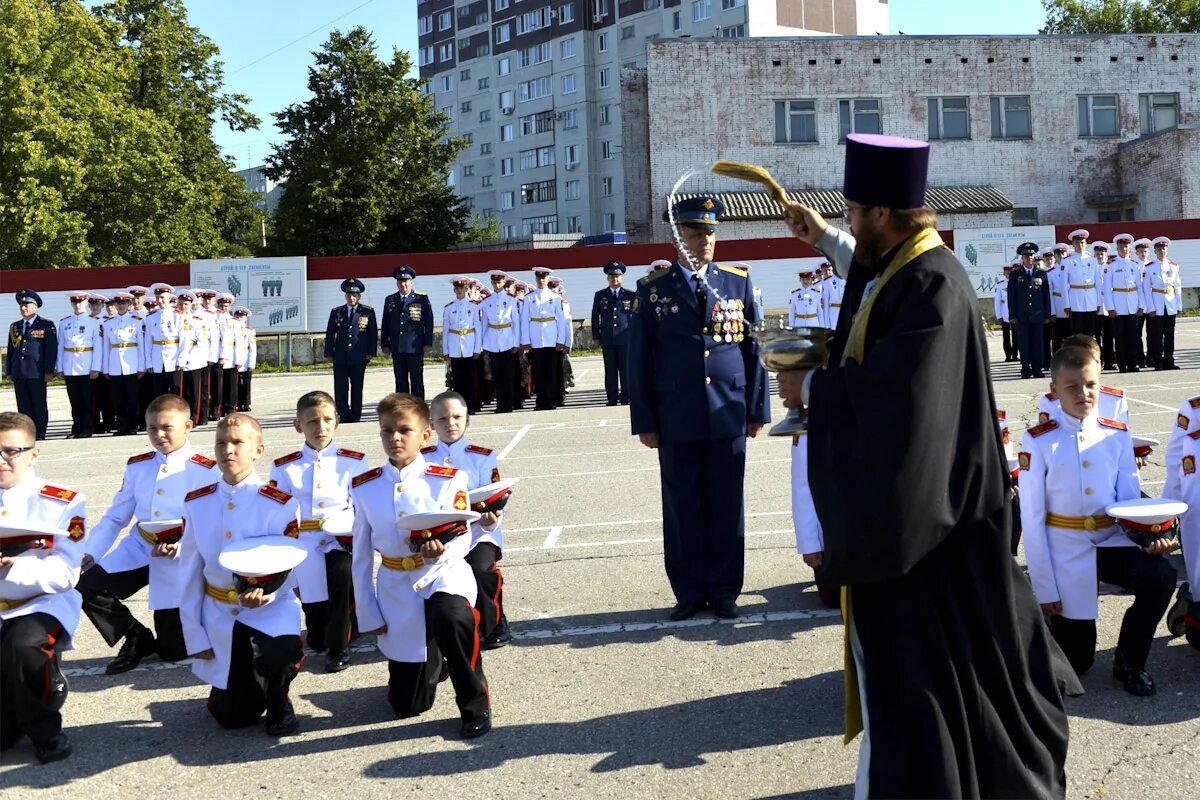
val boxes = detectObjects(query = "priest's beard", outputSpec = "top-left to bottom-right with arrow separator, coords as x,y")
851,217 -> 889,267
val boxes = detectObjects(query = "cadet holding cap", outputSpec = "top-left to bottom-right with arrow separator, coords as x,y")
478,270 -> 521,413
442,276 -> 483,414
781,133 -> 1068,797
521,267 -> 569,411
381,265 -> 434,399
7,290 -> 57,440
1103,234 -> 1145,374
1144,236 -> 1182,370
232,307 -> 256,411
591,261 -> 636,406
101,293 -> 145,436
56,291 -> 102,439
324,279 -> 378,424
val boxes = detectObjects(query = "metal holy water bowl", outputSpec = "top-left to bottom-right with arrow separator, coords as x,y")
756,326 -> 830,436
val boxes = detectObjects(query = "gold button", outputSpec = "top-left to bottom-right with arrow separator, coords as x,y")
1,509 -> 8,516
398,511 -> 406,518
704,350 -> 710,357
319,538 -> 328,546
225,530 -> 232,538
154,511 -> 161,517
315,483 -> 322,490
445,458 -> 453,465
226,502 -> 234,510
227,590 -> 239,604
705,377 -> 711,385
1085,488 -> 1093,496
397,484 -> 405,493
156,488 -> 164,495
318,501 -> 325,508
160,466 -> 168,474
1082,461 -> 1090,468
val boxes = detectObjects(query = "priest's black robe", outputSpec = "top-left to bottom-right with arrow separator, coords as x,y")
808,237 -> 1070,799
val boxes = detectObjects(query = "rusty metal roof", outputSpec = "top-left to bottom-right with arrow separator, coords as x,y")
668,186 -> 1013,220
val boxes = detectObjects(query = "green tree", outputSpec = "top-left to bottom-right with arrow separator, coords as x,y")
265,27 -> 470,256
1041,0 -> 1200,33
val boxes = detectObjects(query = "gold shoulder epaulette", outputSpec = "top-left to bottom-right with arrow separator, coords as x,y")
717,264 -> 748,277
638,269 -> 670,286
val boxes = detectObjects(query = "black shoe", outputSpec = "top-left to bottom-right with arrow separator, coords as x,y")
461,711 -> 492,739
64,432 -> 76,439
1128,367 -> 1140,373
106,629 -> 156,675
1032,372 -> 1046,379
1020,372 -> 1031,379
1123,670 -> 1156,697
266,712 -> 300,736
1166,583 -> 1190,638
325,650 -> 351,673
484,618 -> 512,650
712,599 -> 739,619
669,601 -> 705,621
605,401 -> 618,406
34,734 -> 72,764
1167,364 -> 1180,370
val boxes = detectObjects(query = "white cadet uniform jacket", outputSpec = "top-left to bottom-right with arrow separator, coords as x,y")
239,326 -> 257,371
1038,386 -> 1129,426
177,314 -> 209,370
1046,267 -> 1068,319
268,443 -> 365,603
1064,253 -> 1101,312
1019,413 -> 1139,620
790,434 -> 823,556
1102,257 -> 1146,315
993,279 -> 1010,323
349,457 -> 476,663
1143,258 -> 1183,315
178,475 -> 302,689
478,292 -> 521,353
821,275 -> 845,329
56,312 -> 103,376
421,438 -> 503,550
200,309 -> 220,364
442,298 -> 481,357
101,312 -> 144,375
1164,394 -> 1200,502
520,289 -> 569,349
788,287 -> 826,329
1175,431 -> 1200,601
0,475 -> 86,648
86,447 -> 216,610
142,308 -> 185,373
997,410 -> 1013,460
214,313 -> 236,366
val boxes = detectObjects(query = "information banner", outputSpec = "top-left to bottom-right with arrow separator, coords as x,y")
189,256 -> 308,333
953,226 -> 1056,297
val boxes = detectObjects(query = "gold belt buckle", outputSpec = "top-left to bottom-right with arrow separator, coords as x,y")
401,556 -> 416,570
1084,516 -> 1096,532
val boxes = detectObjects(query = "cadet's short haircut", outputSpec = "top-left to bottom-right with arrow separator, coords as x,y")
1060,334 -> 1101,356
296,390 -> 336,416
218,412 -> 263,439
1050,345 -> 1098,379
0,412 -> 36,440
147,394 -> 191,417
430,391 -> 467,415
376,393 -> 429,426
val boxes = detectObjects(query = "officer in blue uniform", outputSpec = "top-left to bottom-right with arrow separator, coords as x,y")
324,279 -> 378,423
1007,242 -> 1052,379
591,260 -> 637,406
380,265 -> 434,399
6,290 -> 57,439
628,197 -> 771,620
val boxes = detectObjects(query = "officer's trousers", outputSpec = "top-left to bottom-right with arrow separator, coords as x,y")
601,344 -> 629,403
13,378 -> 48,440
1147,314 -> 1177,369
1015,322 -> 1045,378
385,593 -> 489,724
391,352 -> 425,399
76,565 -> 187,660
332,362 -> 367,423
301,550 -> 355,654
206,622 -> 302,729
0,613 -> 68,751
486,351 -> 515,413
1048,547 -> 1176,675
63,375 -> 95,437
449,357 -> 479,413
109,373 -> 140,435
136,373 -> 153,429
657,436 -> 746,605
1114,314 -> 1140,372
465,543 -> 504,640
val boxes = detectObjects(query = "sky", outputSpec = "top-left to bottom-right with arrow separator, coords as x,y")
175,0 -> 1050,171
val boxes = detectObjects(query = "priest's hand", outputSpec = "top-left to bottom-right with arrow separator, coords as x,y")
191,649 -> 215,660
776,369 -> 809,409
638,432 -> 660,449
802,551 -> 823,568
1040,601 -> 1062,617
239,588 -> 268,608
421,540 -> 446,561
784,202 -> 827,245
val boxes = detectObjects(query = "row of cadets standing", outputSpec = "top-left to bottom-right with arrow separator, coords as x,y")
381,266 -> 434,399
591,260 -> 636,406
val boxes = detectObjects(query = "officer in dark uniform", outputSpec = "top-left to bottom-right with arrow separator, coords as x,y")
591,260 -> 637,406
628,197 -> 771,620
324,279 -> 378,423
6,290 -> 57,439
380,265 -> 434,398
1008,242 -> 1052,379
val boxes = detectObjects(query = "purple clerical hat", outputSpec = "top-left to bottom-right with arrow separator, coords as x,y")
843,134 -> 930,210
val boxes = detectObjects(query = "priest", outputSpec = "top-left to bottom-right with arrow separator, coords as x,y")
778,133 -> 1070,799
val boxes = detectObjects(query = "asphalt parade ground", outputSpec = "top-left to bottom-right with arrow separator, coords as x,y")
2,321 -> 1199,799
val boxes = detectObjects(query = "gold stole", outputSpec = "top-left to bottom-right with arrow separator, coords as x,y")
838,226 -> 945,744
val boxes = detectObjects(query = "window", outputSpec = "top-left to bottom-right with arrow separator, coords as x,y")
518,76 -> 552,102
495,23 -> 511,44
501,191 -> 515,209
1077,95 -> 1118,137
564,144 -> 580,164
441,105 -> 454,119
480,109 -> 492,122
438,74 -> 454,92
438,42 -> 454,62
565,180 -> 581,200
720,24 -> 745,37
990,95 -> 1032,139
419,46 -> 434,66
495,0 -> 509,9
461,101 -> 472,113
838,99 -> 881,141
448,168 -> 456,187
774,99 -> 817,143
928,97 -> 970,140
459,6 -> 471,19
498,57 -> 511,75
523,214 -> 558,235
478,77 -> 489,90
500,123 -> 514,141
599,68 -> 610,89
438,10 -> 453,30
600,104 -> 612,125
601,176 -> 613,196
562,108 -> 578,129
462,132 -> 473,145
516,7 -> 552,34
604,213 -> 616,231
521,179 -> 556,203
562,73 -> 576,93
602,140 -> 613,159
520,111 -> 554,136
561,37 -> 576,59
463,165 -> 475,177
499,90 -> 515,110
500,157 -> 514,176
721,0 -> 743,8
1012,207 -> 1038,226
519,146 -> 555,169
480,142 -> 492,155
623,60 -> 636,71
599,32 -> 610,52
459,37 -> 471,51
477,12 -> 489,26
503,224 -> 516,238
622,25 -> 635,39
559,3 -> 575,23
460,69 -> 471,81
693,0 -> 711,22
421,80 -> 433,96
567,215 -> 582,233
672,10 -> 680,30
418,15 -> 433,34
519,42 -> 552,68
1139,93 -> 1179,134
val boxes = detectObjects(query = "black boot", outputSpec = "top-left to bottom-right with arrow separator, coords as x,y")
106,627 -> 157,675
483,617 -> 512,650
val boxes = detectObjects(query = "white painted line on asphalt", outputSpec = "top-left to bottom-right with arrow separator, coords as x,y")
542,526 -> 563,549
1127,396 -> 1185,412
504,509 -> 790,535
498,423 -> 532,460
506,527 -> 794,553
574,368 -> 591,381
511,456 -> 791,481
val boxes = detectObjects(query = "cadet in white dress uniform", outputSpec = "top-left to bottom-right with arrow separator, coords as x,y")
443,277 -> 483,414
0,412 -> 85,762
55,291 -> 103,438
818,262 -> 845,331
1063,229 -> 1101,339
479,270 -> 521,413
178,415 -> 304,734
788,269 -> 826,329
1143,236 -> 1183,370
174,291 -> 208,427
142,283 -> 186,397
1019,347 -> 1176,694
1103,235 -> 1147,373
521,268 -> 570,411
1174,429 -> 1200,650
231,307 -> 256,411
1164,394 -> 1200,503
101,293 -> 145,436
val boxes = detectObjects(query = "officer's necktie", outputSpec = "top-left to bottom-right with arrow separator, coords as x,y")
23,320 -> 31,340
693,274 -> 706,309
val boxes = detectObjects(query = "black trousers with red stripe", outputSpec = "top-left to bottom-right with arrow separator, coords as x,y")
386,592 -> 489,724
302,550 -> 355,654
0,612 -> 69,750
76,565 -> 188,660
465,543 -> 505,639
206,622 -> 303,729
